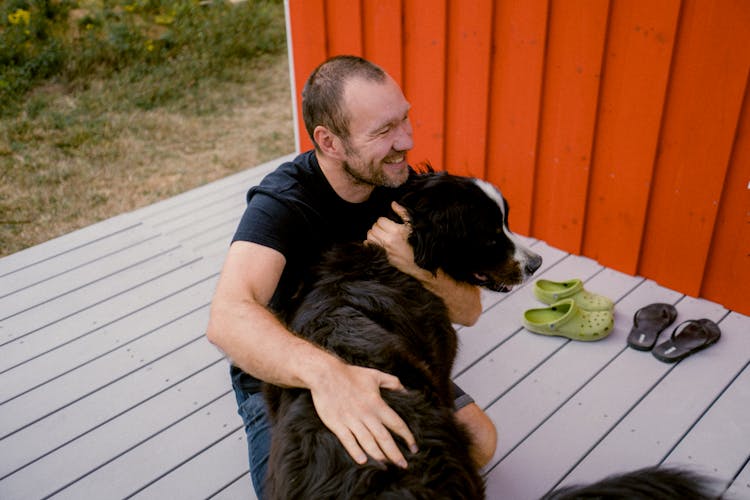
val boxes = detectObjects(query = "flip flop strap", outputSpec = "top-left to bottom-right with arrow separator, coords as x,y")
670,320 -> 710,345
633,304 -> 667,327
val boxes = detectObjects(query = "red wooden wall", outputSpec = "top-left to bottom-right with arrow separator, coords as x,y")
285,0 -> 750,316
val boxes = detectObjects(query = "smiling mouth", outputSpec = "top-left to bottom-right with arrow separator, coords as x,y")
383,154 -> 405,165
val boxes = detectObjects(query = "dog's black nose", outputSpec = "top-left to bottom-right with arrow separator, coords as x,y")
525,254 -> 543,275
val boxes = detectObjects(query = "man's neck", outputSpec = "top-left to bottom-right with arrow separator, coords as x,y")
315,150 -> 374,203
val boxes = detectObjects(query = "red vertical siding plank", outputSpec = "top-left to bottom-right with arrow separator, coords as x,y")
443,0 -> 494,178
287,0 -> 328,153
486,0 -> 549,236
582,0 -> 680,274
363,0 -> 403,86
701,78 -> 750,315
403,0 -> 447,168
325,0 -> 363,56
638,0 -> 750,296
531,0 -> 609,254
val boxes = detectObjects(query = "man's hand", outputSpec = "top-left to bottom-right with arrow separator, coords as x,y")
367,202 -> 428,278
308,360 -> 418,468
367,201 -> 483,326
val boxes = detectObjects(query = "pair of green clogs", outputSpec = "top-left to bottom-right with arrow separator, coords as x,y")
522,279 -> 614,341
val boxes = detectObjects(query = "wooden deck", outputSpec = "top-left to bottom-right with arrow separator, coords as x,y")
1,154 -> 748,500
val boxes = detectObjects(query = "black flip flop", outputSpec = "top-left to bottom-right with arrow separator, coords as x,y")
626,303 -> 678,351
652,319 -> 721,363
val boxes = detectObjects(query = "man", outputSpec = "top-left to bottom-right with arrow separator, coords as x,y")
207,55 -> 497,498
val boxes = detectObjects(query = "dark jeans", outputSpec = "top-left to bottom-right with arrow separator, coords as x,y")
232,382 -> 271,500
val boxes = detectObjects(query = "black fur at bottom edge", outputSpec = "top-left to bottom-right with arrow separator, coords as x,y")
266,389 -> 484,500
543,465 -> 720,500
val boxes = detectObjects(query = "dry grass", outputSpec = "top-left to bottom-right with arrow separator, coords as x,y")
0,53 -> 294,257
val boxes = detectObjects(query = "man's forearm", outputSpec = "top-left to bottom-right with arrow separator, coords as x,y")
207,299 -> 339,390
416,268 -> 482,326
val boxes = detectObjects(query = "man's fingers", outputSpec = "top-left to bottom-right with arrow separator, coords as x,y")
377,371 -> 405,392
391,201 -> 411,224
349,420 -> 387,463
363,417 -> 408,468
379,404 -> 418,456
333,426 -> 368,465
310,364 -> 417,469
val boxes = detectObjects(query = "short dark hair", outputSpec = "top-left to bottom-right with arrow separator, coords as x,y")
301,55 -> 387,149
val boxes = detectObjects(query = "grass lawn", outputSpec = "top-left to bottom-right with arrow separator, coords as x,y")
0,0 -> 294,257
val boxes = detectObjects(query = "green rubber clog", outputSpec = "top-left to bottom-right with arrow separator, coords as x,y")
523,298 -> 614,341
533,278 -> 614,311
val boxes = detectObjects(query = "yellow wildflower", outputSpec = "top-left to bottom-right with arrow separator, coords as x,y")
154,13 -> 174,25
8,8 -> 31,26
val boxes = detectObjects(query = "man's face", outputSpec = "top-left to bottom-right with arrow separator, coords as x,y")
339,76 -> 414,188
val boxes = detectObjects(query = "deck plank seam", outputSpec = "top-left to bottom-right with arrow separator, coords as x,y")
122,423 -> 243,500
0,234 -> 165,301
0,222 -> 143,278
546,361 -> 684,494
0,254 -> 203,347
0,333 -> 209,441
0,244 -> 181,323
207,471 -> 251,500
657,358 -> 750,467
0,270 -> 218,375
0,357 -> 226,483
43,389 -> 234,499
0,300 -> 212,406
728,454 -> 750,495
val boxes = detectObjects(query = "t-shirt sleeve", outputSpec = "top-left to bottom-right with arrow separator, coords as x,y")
231,191 -> 302,259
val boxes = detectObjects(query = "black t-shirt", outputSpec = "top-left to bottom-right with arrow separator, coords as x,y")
230,150 -> 405,391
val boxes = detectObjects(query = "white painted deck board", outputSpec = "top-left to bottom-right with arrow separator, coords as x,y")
0,223 -> 154,297
0,277 -> 218,404
0,251 -> 214,373
1,154 -> 747,500
130,428 -> 252,500
663,343 -> 750,489
0,215 -> 142,276
728,460 -> 750,499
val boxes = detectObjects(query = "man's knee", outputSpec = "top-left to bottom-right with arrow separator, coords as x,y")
455,402 -> 497,468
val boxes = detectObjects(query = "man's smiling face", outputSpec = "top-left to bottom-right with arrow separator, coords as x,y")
340,75 -> 414,188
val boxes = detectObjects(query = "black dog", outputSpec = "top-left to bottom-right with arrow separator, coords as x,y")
263,171 -> 542,499
543,465 -> 719,499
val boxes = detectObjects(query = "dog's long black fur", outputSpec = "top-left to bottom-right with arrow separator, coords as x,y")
543,465 -> 719,499
263,171 -> 542,499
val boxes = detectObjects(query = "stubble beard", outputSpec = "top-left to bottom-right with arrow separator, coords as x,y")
342,151 -> 408,189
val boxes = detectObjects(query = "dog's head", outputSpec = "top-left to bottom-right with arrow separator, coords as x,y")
397,171 -> 542,292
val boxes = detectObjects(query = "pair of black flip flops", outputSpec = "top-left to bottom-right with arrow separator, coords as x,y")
626,303 -> 721,363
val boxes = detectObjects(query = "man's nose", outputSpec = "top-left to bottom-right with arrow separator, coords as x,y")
394,119 -> 414,152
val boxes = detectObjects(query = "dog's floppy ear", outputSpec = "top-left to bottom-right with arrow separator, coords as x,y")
400,175 -> 473,274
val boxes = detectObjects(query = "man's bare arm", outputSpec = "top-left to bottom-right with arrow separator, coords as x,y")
206,241 -> 417,466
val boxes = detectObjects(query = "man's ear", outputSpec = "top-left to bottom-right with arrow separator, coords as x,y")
313,125 -> 346,160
